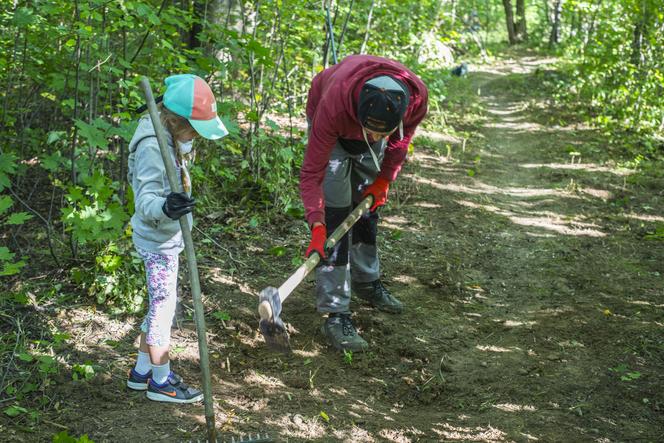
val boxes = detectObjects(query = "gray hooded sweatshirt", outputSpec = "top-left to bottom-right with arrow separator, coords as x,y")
127,115 -> 192,255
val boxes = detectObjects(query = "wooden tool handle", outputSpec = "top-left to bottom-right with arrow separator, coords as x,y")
276,195 -> 373,303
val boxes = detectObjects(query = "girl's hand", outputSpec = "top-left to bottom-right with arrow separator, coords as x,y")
162,192 -> 196,220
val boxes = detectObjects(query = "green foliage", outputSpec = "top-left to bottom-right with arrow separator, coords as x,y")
212,311 -> 231,322
541,0 -> 664,161
52,431 -> 94,443
72,362 -> 96,381
609,363 -> 643,382
0,0 -> 472,312
71,240 -> 146,313
61,172 -> 129,245
0,153 -> 28,275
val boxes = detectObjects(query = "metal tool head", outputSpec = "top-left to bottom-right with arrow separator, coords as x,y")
258,287 -> 291,354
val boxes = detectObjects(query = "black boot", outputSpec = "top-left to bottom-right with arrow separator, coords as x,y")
321,313 -> 368,352
353,279 -> 403,314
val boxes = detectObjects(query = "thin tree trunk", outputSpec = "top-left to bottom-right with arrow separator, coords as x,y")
337,0 -> 354,56
69,0 -> 82,258
630,0 -> 649,67
549,0 -> 562,47
516,0 -> 527,41
360,0 -> 375,54
502,0 -> 518,44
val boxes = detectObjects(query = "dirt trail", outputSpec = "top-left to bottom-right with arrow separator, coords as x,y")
7,56 -> 663,443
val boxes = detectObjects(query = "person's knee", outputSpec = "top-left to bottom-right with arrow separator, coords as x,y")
323,206 -> 352,266
352,211 -> 379,245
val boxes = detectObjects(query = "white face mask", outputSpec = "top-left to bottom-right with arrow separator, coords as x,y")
178,139 -> 194,155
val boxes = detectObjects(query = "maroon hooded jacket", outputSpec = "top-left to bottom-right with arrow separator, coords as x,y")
301,55 -> 428,226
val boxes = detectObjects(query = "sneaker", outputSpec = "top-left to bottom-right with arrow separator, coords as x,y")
146,372 -> 203,404
354,279 -> 403,313
127,368 -> 152,391
321,313 -> 368,352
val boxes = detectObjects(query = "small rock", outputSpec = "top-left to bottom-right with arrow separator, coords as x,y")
480,361 -> 488,367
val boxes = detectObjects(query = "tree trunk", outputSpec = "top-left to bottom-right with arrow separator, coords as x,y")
187,1 -> 208,49
502,0 -> 517,44
549,0 -> 562,47
515,0 -> 528,41
630,1 -> 650,67
360,0 -> 375,54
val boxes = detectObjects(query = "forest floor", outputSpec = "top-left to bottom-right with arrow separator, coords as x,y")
3,54 -> 664,442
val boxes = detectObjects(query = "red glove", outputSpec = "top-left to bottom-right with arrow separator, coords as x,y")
306,224 -> 327,259
363,177 -> 390,212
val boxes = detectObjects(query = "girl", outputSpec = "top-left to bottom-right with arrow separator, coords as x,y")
126,74 -> 228,403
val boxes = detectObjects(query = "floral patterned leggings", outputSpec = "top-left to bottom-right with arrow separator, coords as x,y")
136,247 -> 179,347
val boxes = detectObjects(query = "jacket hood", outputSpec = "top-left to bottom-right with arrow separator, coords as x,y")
128,115 -> 174,154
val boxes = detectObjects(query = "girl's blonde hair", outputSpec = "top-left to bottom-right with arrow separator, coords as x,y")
158,104 -> 195,141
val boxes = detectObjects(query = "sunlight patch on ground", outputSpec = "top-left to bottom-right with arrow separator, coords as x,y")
381,221 -> 420,233
494,403 -> 537,412
432,422 -> 507,441
413,202 -> 442,208
414,163 -> 462,174
205,267 -> 256,295
476,345 -> 513,353
383,215 -> 410,225
417,130 -> 462,145
501,319 -> 538,327
519,162 -> 634,176
627,300 -> 664,308
412,151 -> 451,165
379,427 -> 425,443
579,187 -> 612,200
624,213 -> 664,223
328,386 -> 349,396
223,394 -> 269,412
507,214 -> 605,237
243,370 -> 286,391
456,199 -> 606,237
351,399 -> 378,415
408,174 -> 579,199
486,104 -> 527,116
332,426 -> 376,442
393,274 -> 418,284
233,332 -> 262,349
266,414 -> 326,439
61,307 -> 135,353
484,120 -> 544,131
525,231 -> 556,238
531,306 -> 574,316
292,349 -> 320,358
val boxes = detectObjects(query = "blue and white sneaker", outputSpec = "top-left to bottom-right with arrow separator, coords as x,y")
127,368 -> 152,391
146,372 -> 203,404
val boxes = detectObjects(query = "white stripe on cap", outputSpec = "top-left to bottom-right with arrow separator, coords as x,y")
365,75 -> 406,93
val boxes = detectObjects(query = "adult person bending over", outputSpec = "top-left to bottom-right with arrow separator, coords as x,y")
300,55 -> 428,352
